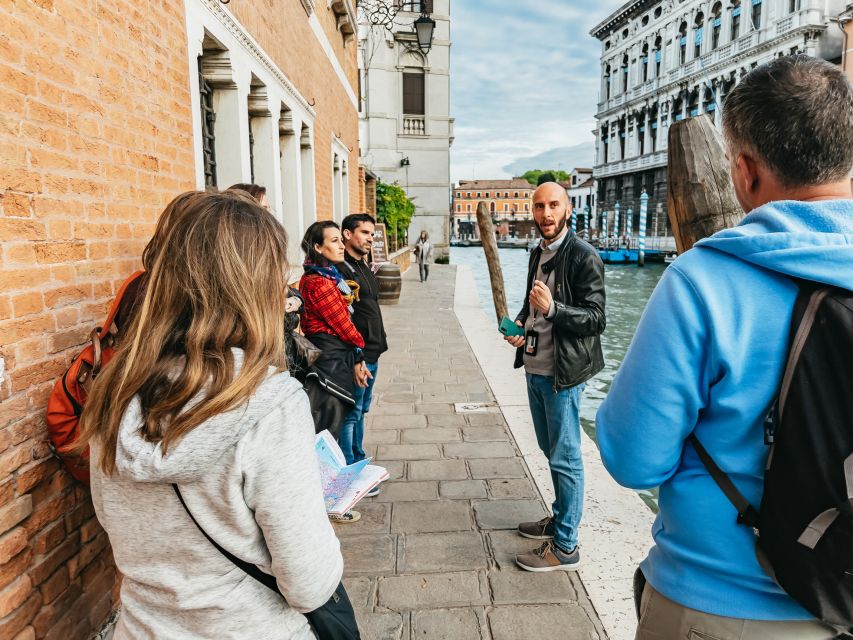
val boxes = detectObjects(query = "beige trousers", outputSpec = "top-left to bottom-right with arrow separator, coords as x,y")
635,583 -> 841,640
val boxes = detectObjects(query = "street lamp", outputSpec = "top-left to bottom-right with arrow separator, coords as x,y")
414,11 -> 436,53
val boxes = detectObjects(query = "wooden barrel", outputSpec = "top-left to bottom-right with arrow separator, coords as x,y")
376,263 -> 402,306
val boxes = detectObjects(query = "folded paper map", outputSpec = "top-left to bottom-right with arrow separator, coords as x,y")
316,430 -> 389,516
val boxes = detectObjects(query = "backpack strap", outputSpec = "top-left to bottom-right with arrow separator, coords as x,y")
688,434 -> 760,529
172,484 -> 281,594
98,270 -> 145,340
778,287 -> 830,423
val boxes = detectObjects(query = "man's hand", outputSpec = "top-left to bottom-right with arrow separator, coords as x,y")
354,362 -> 373,388
504,320 -> 525,348
529,280 -> 553,315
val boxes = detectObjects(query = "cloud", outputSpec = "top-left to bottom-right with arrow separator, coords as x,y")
450,0 -> 625,184
501,142 -> 597,177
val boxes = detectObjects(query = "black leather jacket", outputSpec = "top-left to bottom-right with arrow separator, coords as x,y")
513,231 -> 606,390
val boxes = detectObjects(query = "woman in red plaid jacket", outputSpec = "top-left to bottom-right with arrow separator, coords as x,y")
299,221 -> 369,455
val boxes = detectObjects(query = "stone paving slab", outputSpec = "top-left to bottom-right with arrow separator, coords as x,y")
335,265 -> 606,640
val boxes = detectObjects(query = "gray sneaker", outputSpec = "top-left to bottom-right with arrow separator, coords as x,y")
518,516 -> 555,540
516,541 -> 581,572
329,510 -> 361,524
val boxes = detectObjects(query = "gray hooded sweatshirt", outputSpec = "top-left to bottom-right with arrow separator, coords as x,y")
90,354 -> 343,639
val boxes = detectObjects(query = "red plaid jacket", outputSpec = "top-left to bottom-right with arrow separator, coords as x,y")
299,273 -> 365,349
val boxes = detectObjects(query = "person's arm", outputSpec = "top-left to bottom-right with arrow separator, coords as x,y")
301,277 -> 365,349
241,387 -> 343,612
595,265 -> 712,489
549,251 -> 606,337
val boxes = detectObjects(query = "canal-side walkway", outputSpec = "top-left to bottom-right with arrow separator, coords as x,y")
334,265 -> 608,640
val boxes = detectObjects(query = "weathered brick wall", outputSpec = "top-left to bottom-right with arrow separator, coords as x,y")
0,1 -> 360,637
0,1 -> 194,638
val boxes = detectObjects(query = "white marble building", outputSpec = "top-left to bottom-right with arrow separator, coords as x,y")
358,0 -> 453,257
591,0 -> 846,234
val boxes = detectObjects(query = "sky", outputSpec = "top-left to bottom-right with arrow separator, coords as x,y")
450,0 -> 627,184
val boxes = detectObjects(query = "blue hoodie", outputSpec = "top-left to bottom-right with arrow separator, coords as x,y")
596,199 -> 853,620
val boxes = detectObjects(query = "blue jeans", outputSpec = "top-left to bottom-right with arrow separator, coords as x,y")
339,362 -> 379,464
526,373 -> 585,551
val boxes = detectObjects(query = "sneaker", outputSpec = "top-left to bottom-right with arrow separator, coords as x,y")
516,541 -> 581,573
365,485 -> 381,498
329,510 -> 361,524
518,516 -> 555,540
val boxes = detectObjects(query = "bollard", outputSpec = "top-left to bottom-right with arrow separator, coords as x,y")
639,190 -> 649,267
571,208 -> 577,233
613,202 -> 621,245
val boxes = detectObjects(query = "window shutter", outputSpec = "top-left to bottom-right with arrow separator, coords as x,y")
403,72 -> 425,115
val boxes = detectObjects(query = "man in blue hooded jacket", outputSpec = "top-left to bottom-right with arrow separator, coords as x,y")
596,55 -> 853,639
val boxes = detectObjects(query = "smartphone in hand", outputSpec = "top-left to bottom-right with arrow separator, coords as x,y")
499,316 -> 524,337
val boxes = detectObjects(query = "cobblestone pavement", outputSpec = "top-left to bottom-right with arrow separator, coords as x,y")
334,264 -> 607,640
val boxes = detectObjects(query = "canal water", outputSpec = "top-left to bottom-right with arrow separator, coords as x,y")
451,246 -> 666,510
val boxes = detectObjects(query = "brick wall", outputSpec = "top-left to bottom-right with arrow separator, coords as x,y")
1,1 -> 195,637
0,1 -> 360,638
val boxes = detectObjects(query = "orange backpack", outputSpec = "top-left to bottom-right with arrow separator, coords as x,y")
45,271 -> 144,484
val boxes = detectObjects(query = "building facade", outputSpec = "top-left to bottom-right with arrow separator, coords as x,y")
358,0 -> 453,257
563,168 -> 598,235
591,0 -> 846,235
452,179 -> 536,238
0,1 -> 360,637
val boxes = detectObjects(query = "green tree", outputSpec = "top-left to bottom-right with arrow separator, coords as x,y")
520,169 -> 570,185
375,181 -> 415,249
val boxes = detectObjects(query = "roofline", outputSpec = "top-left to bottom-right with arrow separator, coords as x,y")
590,0 -> 659,39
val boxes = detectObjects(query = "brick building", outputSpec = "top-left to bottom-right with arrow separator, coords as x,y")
452,179 -> 535,239
0,0 -> 360,637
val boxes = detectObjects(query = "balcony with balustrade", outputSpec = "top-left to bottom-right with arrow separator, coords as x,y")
401,115 -> 426,136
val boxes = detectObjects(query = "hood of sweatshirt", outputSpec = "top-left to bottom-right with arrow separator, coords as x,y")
695,199 -> 853,289
113,349 -> 302,484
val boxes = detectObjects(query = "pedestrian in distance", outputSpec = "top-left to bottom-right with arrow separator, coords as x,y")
78,191 -> 344,639
338,214 -> 388,497
414,229 -> 433,282
299,221 -> 368,523
597,55 -> 853,639
503,181 -> 606,572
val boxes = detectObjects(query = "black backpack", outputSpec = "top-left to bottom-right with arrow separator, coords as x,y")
690,283 -> 853,632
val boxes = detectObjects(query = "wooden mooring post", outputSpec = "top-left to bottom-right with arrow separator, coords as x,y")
475,201 -> 508,323
667,115 -> 744,252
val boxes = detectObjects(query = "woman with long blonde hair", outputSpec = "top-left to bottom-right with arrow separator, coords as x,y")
79,191 -> 343,639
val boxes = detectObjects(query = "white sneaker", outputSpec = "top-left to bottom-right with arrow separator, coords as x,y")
365,485 -> 381,498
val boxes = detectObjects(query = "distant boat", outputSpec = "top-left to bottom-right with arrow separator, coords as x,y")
664,253 -> 677,264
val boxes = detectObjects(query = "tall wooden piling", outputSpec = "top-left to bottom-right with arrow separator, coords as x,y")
667,115 -> 743,252
475,201 -> 508,322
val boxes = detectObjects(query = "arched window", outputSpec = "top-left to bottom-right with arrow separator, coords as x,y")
789,0 -> 800,12
688,89 -> 699,117
730,0 -> 741,40
678,22 -> 688,64
704,85 -> 716,113
711,3 -> 722,48
649,104 -> 659,152
622,54 -> 629,91
693,12 -> 704,58
653,36 -> 663,76
752,0 -> 762,30
605,65 -> 612,99
490,201 -> 495,213
641,44 -> 649,82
